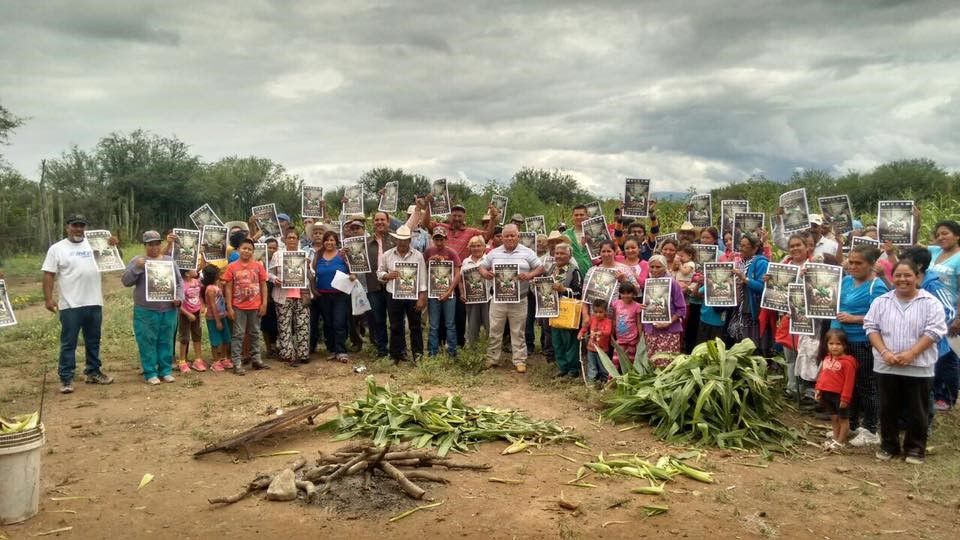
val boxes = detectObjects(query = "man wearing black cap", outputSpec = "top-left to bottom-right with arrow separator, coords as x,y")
42,214 -> 115,394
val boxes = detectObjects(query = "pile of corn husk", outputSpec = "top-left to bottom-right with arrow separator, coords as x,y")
600,338 -> 800,453
0,411 -> 39,433
318,377 -> 578,456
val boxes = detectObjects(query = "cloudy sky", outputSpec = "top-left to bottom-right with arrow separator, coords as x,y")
1,1 -> 958,196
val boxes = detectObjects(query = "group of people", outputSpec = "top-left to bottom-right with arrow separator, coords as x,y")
39,194 -> 960,465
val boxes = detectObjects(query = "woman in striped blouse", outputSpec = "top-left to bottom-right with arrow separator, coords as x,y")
864,259 -> 948,465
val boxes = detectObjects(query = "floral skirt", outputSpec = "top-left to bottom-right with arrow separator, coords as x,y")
645,332 -> 683,368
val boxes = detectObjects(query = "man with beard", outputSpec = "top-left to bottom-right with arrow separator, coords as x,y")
42,214 -> 115,394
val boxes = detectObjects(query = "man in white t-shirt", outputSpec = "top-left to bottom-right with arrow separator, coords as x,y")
42,214 -> 115,394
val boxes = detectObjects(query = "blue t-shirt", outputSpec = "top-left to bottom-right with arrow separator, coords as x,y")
314,253 -> 349,292
928,246 -> 960,301
831,275 -> 889,342
698,286 -> 725,327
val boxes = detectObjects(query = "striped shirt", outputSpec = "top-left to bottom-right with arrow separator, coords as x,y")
863,289 -> 947,378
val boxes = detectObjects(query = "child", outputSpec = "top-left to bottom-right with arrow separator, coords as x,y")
673,245 -> 697,294
611,282 -> 642,368
177,268 -> 206,373
815,329 -> 858,450
201,265 -> 232,372
223,239 -> 270,374
579,299 -> 612,385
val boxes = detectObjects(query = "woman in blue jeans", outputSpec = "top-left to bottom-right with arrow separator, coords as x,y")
311,231 -> 351,362
121,230 -> 184,384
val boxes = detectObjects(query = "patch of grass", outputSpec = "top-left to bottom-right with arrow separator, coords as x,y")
182,378 -> 204,389
796,478 -> 818,493
0,253 -> 45,280
366,340 -> 494,390
191,427 -> 214,442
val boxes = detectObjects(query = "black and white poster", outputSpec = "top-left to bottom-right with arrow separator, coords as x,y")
518,231 -> 537,250
252,203 -> 282,239
428,260 -> 454,299
201,225 -> 228,262
190,203 -> 223,229
688,194 -> 712,228
429,178 -> 451,216
302,185 -> 324,218
779,188 -> 810,234
733,212 -> 765,245
378,181 -> 399,213
581,215 -> 611,260
623,178 -> 650,218
342,184 -> 364,216
585,200 -> 603,219
493,263 -> 520,303
704,262 -> 738,307
491,194 -> 508,226
172,228 -> 200,271
145,260 -> 176,302
850,236 -> 879,248
788,283 -> 815,336
253,242 -> 268,266
641,277 -> 672,324
525,215 -> 546,235
461,267 -> 489,304
721,200 -> 749,240
818,195 -> 853,235
655,232 -> 678,253
0,279 -> 16,327
582,267 -> 618,308
877,200 -> 915,246
85,230 -> 124,272
280,251 -> 307,289
761,263 -> 800,313
533,276 -> 559,318
393,261 -> 420,300
803,262 -> 842,319
692,243 -> 719,271
342,235 -> 371,273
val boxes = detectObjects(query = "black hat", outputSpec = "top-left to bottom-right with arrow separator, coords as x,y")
66,214 -> 88,225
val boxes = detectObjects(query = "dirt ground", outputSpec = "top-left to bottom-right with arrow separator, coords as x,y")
1,271 -> 959,539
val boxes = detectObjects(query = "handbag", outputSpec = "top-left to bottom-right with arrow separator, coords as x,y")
550,297 -> 581,330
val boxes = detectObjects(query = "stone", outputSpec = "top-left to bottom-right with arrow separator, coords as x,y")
265,469 -> 298,501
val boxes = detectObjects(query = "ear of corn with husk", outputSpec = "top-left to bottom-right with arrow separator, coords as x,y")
0,411 -> 39,434
601,338 -> 799,453
581,452 -> 714,484
317,377 -> 578,456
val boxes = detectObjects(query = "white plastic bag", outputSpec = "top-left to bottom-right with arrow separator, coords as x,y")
796,334 -> 821,382
351,281 -> 371,315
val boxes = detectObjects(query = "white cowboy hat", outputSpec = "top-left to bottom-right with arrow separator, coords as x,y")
390,225 -> 412,240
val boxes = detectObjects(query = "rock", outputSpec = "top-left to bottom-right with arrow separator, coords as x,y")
265,469 -> 298,501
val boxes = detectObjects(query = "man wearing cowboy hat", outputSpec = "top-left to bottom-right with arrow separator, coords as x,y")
377,225 -> 428,363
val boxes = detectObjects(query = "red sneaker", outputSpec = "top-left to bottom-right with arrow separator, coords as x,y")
177,361 -> 191,374
191,358 -> 208,372
220,358 -> 235,370
210,360 -> 224,372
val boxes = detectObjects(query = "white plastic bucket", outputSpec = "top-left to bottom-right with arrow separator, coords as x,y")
0,424 -> 45,524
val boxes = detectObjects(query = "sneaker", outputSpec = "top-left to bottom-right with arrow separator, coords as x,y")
849,430 -> 880,447
191,359 -> 207,372
515,363 -> 527,373
177,361 -> 191,374
234,366 -> 246,376
875,449 -> 894,461
146,377 -> 161,385
85,372 -> 114,385
934,400 -> 950,412
220,358 -> 235,370
252,359 -> 270,370
60,382 -> 74,394
336,353 -> 349,364
904,454 -> 925,465
210,360 -> 224,372
161,375 -> 175,383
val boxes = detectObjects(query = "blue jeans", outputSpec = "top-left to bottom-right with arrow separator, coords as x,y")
586,350 -> 608,382
366,289 -> 389,357
317,292 -> 349,354
934,350 -> 959,406
58,305 -> 103,384
428,297 -> 457,356
133,306 -> 178,380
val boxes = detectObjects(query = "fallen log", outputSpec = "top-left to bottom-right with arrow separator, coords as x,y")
194,402 -> 337,457
402,471 -> 450,484
378,461 -> 425,499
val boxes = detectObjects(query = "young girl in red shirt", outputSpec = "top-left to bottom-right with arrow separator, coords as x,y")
815,329 -> 858,450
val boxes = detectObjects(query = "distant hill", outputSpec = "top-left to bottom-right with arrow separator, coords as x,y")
652,191 -> 689,201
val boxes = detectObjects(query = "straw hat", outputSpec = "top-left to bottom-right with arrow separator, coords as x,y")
390,225 -> 412,240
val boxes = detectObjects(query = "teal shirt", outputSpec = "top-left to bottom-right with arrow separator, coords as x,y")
831,275 -> 889,342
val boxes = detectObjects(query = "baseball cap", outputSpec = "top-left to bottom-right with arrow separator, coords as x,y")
66,214 -> 88,225
511,213 -> 524,223
432,226 -> 447,238
451,203 -> 466,212
809,214 -> 824,225
277,213 -> 291,222
143,230 -> 162,243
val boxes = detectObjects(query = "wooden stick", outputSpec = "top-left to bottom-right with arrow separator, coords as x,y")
430,461 -> 492,470
378,462 -> 425,499
295,480 -> 317,502
402,471 -> 449,483
194,403 -> 336,457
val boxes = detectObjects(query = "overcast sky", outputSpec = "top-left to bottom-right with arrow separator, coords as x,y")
1,1 -> 958,196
